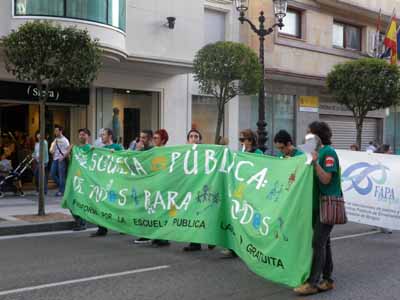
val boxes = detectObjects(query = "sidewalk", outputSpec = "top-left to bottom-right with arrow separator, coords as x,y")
0,190 -> 76,235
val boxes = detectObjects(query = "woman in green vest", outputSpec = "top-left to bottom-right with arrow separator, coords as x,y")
294,121 -> 341,296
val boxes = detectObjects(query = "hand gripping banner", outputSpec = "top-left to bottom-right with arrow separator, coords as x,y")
62,145 -> 314,287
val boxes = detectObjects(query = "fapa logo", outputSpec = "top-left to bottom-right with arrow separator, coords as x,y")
342,162 -> 397,203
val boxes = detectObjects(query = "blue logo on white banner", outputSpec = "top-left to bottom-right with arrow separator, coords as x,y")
337,150 -> 400,231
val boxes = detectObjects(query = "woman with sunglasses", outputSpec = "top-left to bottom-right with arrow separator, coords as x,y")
238,129 -> 263,154
221,129 -> 263,258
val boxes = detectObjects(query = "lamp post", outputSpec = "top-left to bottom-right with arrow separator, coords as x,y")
235,0 -> 287,152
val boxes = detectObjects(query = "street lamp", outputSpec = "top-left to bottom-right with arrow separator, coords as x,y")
235,0 -> 287,152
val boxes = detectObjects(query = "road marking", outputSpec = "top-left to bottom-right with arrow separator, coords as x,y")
0,265 -> 170,296
332,230 -> 380,241
0,228 -> 97,240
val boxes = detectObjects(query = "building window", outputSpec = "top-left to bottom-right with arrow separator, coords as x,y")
332,21 -> 361,51
15,0 -> 126,31
204,8 -> 226,45
279,9 -> 301,38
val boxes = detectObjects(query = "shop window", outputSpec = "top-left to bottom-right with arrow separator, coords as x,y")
251,94 -> 295,154
333,21 -> 361,51
95,88 -> 160,149
279,8 -> 302,38
192,95 -> 224,144
204,8 -> 226,45
15,0 -> 126,31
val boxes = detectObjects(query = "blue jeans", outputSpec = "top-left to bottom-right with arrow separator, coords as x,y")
50,159 -> 66,193
34,162 -> 48,194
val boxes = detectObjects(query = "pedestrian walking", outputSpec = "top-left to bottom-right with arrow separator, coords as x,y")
90,128 -> 123,237
49,125 -> 69,197
294,121 -> 342,295
33,131 -> 49,195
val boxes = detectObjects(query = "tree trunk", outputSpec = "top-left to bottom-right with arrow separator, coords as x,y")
214,102 -> 225,145
355,117 -> 364,151
38,83 -> 46,216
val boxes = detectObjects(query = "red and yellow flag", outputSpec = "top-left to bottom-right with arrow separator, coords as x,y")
384,16 -> 398,64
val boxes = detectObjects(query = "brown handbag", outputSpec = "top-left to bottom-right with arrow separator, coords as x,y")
320,195 -> 348,225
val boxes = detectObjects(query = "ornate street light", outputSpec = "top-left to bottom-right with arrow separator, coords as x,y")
235,0 -> 287,152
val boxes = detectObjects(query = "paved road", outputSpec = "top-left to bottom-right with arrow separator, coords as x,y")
0,223 -> 398,300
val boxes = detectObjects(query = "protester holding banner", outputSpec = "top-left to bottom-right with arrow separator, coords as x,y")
183,129 -> 215,252
220,129 -> 264,258
133,130 -> 156,244
68,128 -> 91,231
294,121 -> 342,296
90,128 -> 123,237
273,130 -> 303,158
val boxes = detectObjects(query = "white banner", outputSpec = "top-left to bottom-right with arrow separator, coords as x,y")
337,150 -> 400,230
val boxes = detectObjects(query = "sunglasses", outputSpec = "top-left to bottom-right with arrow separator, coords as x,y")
239,138 -> 248,142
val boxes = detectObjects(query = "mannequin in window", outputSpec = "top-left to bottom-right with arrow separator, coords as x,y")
112,107 -> 121,144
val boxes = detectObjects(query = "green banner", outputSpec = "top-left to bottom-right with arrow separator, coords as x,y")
62,145 -> 314,287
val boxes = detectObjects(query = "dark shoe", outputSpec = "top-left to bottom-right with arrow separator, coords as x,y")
90,230 -> 107,237
183,244 -> 202,252
208,244 -> 216,250
73,226 -> 87,231
293,283 -> 319,295
133,238 -> 152,244
152,240 -> 170,247
317,280 -> 335,292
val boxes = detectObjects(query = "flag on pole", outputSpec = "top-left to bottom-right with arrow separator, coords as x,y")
384,15 -> 398,64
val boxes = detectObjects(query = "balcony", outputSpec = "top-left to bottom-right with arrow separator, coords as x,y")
14,0 -> 126,31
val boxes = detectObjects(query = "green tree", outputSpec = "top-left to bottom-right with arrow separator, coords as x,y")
327,58 -> 400,149
193,41 -> 262,144
3,21 -> 101,215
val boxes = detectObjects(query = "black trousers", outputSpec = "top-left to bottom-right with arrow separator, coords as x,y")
307,218 -> 334,286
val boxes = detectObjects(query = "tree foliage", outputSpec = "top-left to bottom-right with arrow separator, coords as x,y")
193,41 -> 262,144
3,20 -> 102,89
327,58 -> 400,148
2,21 -> 102,216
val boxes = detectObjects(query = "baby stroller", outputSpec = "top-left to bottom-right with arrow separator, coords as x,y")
0,155 -> 34,198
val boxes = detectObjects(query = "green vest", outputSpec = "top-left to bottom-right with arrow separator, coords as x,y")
317,145 -> 342,196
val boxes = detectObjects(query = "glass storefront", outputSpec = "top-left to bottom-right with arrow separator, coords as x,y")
15,0 -> 126,31
192,95 -> 223,144
251,93 -> 296,154
95,88 -> 160,149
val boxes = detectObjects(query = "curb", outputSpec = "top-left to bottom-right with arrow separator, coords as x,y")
0,220 -> 75,236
